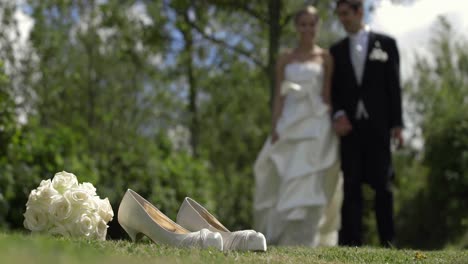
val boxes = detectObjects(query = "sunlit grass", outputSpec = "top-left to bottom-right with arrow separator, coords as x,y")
1,232 -> 467,264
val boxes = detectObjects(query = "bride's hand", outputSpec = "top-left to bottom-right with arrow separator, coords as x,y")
333,115 -> 352,136
271,130 -> 279,144
321,93 -> 330,105
325,103 -> 333,113
320,94 -> 332,113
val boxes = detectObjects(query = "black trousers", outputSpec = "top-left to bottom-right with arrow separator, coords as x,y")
338,119 -> 395,247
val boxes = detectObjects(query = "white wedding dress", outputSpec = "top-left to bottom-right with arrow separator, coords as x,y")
253,61 -> 343,247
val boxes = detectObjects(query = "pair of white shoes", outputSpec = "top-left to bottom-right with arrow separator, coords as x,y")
118,189 -> 267,251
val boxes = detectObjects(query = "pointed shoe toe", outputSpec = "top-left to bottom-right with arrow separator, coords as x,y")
201,229 -> 223,249
246,231 -> 267,252
176,197 -> 267,251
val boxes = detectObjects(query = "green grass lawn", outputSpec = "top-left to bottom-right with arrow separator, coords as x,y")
1,232 -> 467,264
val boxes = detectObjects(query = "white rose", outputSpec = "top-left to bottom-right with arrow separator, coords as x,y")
80,182 -> 97,196
48,223 -> 70,237
26,189 -> 43,207
37,184 -> 59,201
48,194 -> 72,222
26,183 -> 59,207
86,196 -> 99,212
64,188 -> 91,206
96,197 -> 114,223
25,195 -> 49,216
24,206 -> 49,232
52,171 -> 79,193
95,219 -> 108,241
68,212 -> 99,238
39,179 -> 52,188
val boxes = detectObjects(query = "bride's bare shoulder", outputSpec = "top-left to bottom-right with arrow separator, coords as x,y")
313,46 -> 332,65
277,49 -> 296,67
313,46 -> 328,56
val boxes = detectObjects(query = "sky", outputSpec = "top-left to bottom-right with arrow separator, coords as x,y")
369,0 -> 468,80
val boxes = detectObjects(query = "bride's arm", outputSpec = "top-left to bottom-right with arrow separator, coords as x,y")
271,53 -> 288,143
322,50 -> 333,109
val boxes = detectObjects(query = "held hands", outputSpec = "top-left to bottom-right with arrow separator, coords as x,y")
331,111 -> 403,148
333,115 -> 353,136
391,127 -> 404,149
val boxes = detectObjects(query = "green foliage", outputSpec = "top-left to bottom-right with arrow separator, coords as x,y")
0,60 -> 16,229
149,151 -> 215,221
395,18 -> 468,249
0,61 -> 15,157
0,120 -> 98,229
196,61 -> 270,229
0,0 -> 208,237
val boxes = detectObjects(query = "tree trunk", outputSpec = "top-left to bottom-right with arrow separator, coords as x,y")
267,0 -> 282,110
182,15 -> 199,157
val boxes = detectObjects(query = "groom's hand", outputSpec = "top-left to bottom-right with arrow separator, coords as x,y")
333,115 -> 352,136
392,127 -> 404,149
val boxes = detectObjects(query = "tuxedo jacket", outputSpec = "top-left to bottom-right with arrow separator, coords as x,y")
330,31 -> 403,138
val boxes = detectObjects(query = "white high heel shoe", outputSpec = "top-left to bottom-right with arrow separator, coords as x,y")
176,197 -> 267,251
118,189 -> 223,250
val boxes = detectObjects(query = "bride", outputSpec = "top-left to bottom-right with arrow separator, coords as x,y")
253,5 -> 343,247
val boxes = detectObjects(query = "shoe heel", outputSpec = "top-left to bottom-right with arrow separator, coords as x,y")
121,224 -> 142,242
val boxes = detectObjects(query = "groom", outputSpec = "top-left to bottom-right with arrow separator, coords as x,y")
330,0 -> 403,247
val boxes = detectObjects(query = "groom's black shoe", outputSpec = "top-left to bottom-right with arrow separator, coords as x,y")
381,239 -> 395,248
338,229 -> 362,247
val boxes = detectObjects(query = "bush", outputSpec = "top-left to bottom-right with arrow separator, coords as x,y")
394,18 -> 468,249
0,122 -> 98,230
0,118 -> 219,239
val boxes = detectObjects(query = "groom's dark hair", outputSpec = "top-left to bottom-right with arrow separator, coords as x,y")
336,0 -> 363,11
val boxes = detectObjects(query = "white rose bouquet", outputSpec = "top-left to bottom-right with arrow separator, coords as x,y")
23,171 -> 114,240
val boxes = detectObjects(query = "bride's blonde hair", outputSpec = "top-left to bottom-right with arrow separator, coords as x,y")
294,5 -> 320,25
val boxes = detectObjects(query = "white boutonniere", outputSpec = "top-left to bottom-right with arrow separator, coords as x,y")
368,41 -> 388,62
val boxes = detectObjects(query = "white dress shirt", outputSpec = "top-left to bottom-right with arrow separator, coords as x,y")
349,25 -> 370,85
334,26 -> 371,121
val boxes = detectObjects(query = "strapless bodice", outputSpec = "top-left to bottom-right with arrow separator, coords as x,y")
282,61 -> 324,97
278,61 -> 328,132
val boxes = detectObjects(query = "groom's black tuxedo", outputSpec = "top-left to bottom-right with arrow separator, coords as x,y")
330,31 -> 403,247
